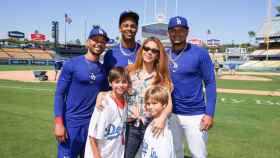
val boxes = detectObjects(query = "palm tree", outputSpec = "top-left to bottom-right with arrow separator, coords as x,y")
248,31 -> 256,45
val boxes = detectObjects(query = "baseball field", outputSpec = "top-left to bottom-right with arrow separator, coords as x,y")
0,65 -> 279,158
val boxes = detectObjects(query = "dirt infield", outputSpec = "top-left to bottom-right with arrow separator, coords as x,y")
0,70 -> 57,82
219,75 -> 272,81
218,88 -> 280,97
0,70 -> 279,96
222,71 -> 280,76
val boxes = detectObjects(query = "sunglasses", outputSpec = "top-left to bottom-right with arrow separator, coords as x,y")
143,46 -> 160,54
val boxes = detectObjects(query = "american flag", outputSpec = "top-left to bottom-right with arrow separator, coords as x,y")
65,14 -> 72,24
206,29 -> 211,35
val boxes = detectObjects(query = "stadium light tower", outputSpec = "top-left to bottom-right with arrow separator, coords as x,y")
144,0 -> 168,24
144,0 -> 147,24
265,0 -> 272,61
154,0 -> 157,20
175,0 -> 178,16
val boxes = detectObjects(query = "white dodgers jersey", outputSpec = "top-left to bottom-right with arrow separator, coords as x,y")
84,94 -> 126,158
141,119 -> 176,158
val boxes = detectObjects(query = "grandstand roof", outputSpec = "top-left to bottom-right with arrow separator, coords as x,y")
256,17 -> 280,38
256,6 -> 280,41
250,49 -> 280,56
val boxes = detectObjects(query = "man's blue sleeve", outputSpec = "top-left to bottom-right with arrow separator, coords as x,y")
200,50 -> 217,117
103,50 -> 114,75
54,61 -> 73,117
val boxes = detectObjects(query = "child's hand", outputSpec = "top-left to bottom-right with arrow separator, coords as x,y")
54,124 -> 67,142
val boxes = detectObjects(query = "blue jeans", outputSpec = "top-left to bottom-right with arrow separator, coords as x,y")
124,121 -> 147,158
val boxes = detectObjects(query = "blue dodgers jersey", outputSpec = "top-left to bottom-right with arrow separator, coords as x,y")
103,43 -> 140,70
168,44 -> 217,117
54,55 -> 107,127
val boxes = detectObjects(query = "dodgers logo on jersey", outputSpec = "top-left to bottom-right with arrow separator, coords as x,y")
150,148 -> 158,158
104,123 -> 123,139
142,140 -> 148,157
128,59 -> 133,65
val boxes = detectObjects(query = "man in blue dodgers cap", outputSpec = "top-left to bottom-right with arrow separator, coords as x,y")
167,16 -> 217,158
103,10 -> 141,71
53,26 -> 109,158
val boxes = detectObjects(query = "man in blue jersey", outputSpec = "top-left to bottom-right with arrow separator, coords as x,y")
167,16 -> 217,158
103,10 -> 141,70
53,26 -> 109,158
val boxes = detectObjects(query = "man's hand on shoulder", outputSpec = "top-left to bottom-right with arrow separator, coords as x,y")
95,91 -> 107,111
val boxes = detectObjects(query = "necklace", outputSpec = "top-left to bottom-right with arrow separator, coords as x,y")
168,45 -> 187,72
110,92 -> 125,120
119,43 -> 138,64
119,43 -> 137,56
110,92 -> 126,145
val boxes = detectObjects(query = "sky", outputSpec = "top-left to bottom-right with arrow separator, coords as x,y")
0,0 -> 279,44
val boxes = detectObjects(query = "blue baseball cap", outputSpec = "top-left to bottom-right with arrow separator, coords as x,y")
88,25 -> 109,42
168,16 -> 189,30
119,10 -> 139,26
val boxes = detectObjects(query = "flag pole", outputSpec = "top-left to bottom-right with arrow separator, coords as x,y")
154,0 -> 157,20
175,0 -> 178,16
65,15 -> 67,48
84,20 -> 87,44
144,0 -> 147,24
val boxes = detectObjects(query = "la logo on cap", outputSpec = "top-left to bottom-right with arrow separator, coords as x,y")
176,18 -> 182,24
99,30 -> 103,34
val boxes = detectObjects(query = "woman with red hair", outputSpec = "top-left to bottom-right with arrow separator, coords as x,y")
124,37 -> 173,158
95,37 -> 173,158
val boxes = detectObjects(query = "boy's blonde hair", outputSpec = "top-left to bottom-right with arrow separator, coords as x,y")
144,85 -> 169,107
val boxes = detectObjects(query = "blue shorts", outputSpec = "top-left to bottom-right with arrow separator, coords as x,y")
57,125 -> 89,158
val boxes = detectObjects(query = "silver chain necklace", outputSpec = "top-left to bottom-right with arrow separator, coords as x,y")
119,43 -> 137,56
168,45 -> 187,71
119,43 -> 138,64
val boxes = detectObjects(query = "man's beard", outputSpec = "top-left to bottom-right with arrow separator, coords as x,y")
89,47 -> 102,56
172,40 -> 185,47
122,33 -> 135,41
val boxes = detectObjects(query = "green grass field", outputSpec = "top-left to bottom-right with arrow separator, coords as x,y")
0,66 -> 280,157
217,76 -> 280,91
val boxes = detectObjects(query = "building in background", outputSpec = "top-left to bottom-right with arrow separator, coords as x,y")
240,4 -> 280,72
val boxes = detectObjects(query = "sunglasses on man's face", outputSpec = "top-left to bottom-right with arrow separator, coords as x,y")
143,46 -> 160,54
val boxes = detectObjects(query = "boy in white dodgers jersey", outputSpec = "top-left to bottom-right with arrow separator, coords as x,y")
84,67 -> 130,158
142,86 -> 176,158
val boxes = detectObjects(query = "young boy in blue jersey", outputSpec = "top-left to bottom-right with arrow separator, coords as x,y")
142,86 -> 176,158
103,10 -> 141,70
167,16 -> 217,158
53,26 -> 109,158
84,67 -> 130,158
